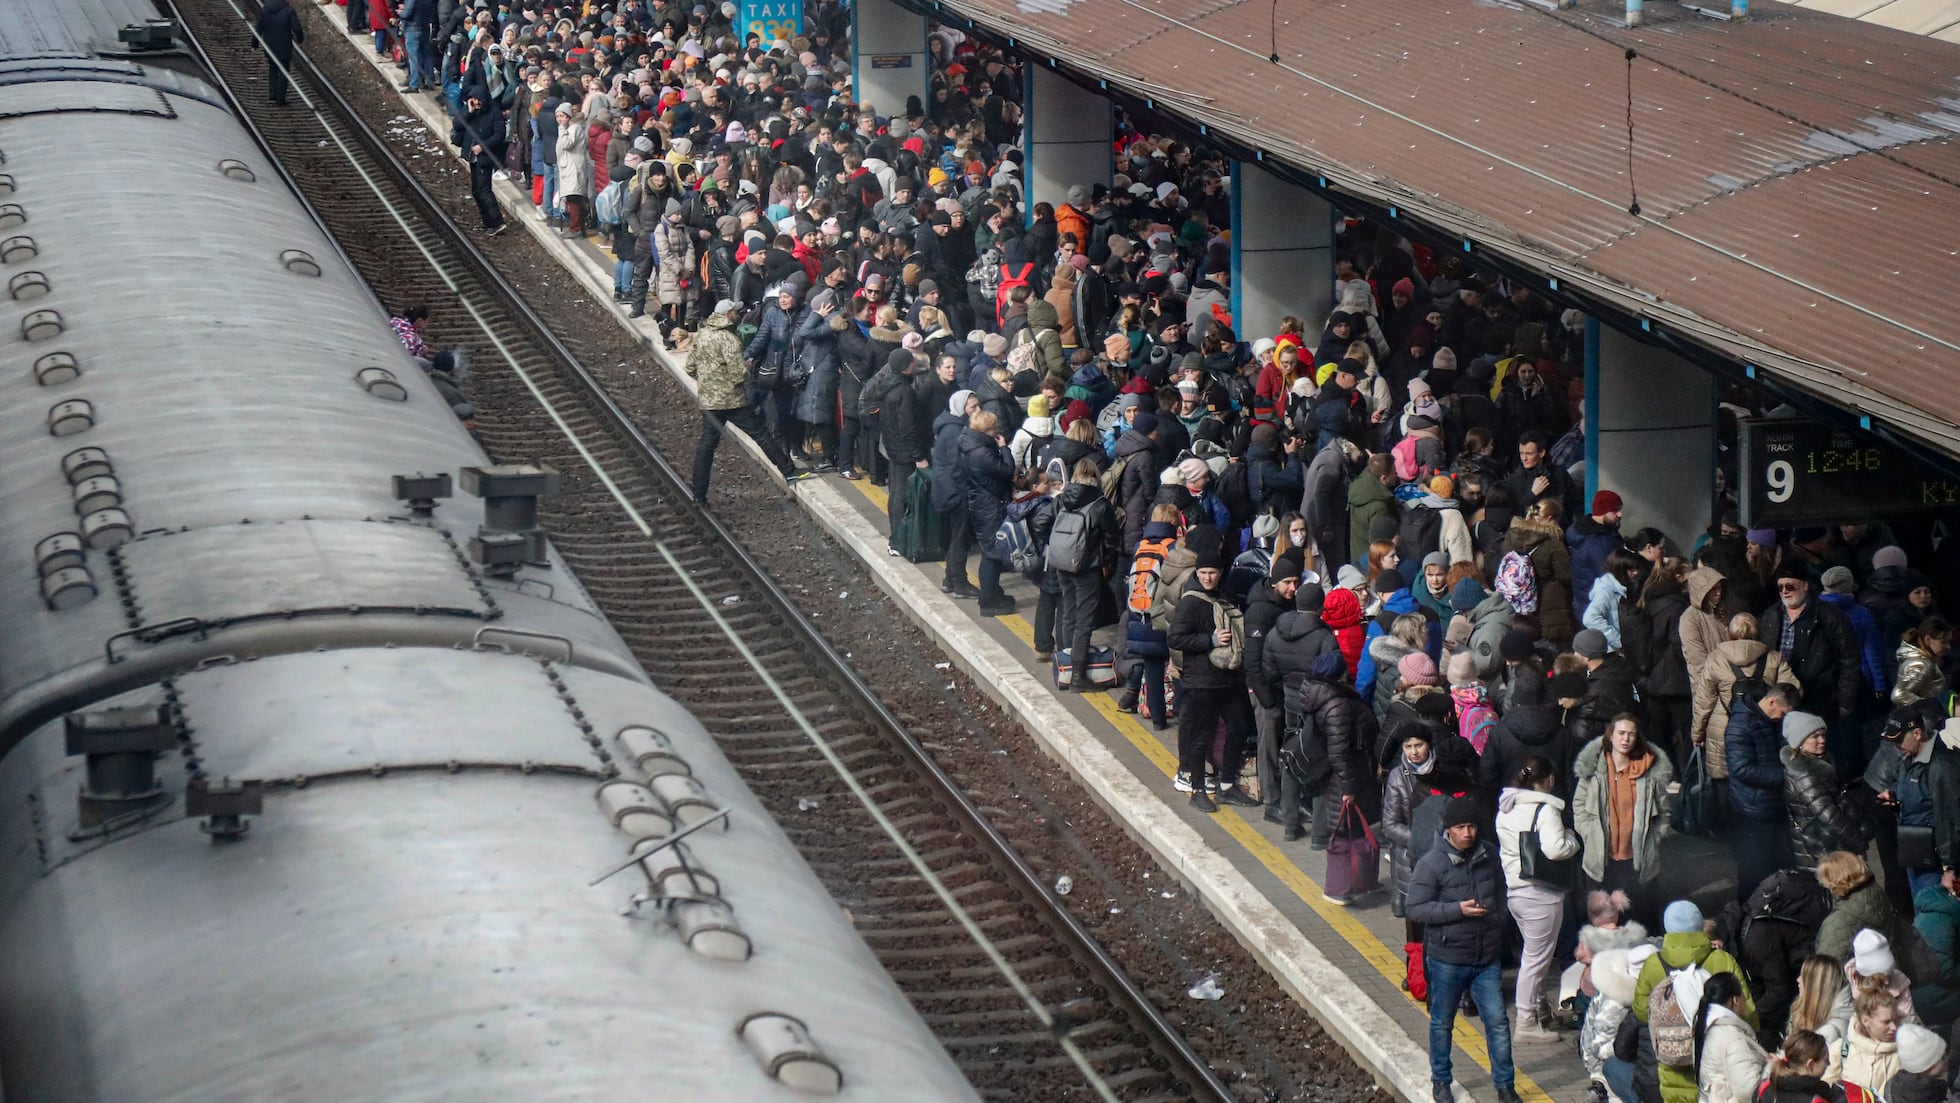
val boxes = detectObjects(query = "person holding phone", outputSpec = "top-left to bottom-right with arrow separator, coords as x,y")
1405,796 -> 1522,1103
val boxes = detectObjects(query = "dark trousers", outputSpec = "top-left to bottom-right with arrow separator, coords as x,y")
1648,695 -> 1691,767
692,404 -> 795,502
1033,586 -> 1057,653
977,555 -> 1005,602
1255,701 -> 1284,806
267,51 -> 293,103
1733,814 -> 1792,904
346,0 -> 368,33
1853,785 -> 1913,916
943,509 -> 974,587
838,413 -> 862,473
468,160 -> 502,229
1057,571 -> 1102,671
886,461 -> 912,533
1176,684 -> 1251,790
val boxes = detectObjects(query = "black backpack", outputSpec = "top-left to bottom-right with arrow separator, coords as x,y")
1399,504 -> 1443,563
1728,655 -> 1769,708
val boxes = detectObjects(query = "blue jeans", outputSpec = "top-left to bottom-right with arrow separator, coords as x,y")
1602,1056 -> 1640,1103
540,164 -> 560,219
373,29 -> 388,55
613,259 -> 633,296
403,28 -> 428,88
1425,958 -> 1513,1090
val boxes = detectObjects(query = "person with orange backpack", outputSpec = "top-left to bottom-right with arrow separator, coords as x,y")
1116,504 -> 1179,726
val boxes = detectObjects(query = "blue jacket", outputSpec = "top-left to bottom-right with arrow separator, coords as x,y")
1818,591 -> 1888,696
1357,588 -> 1425,703
1581,573 -> 1628,650
1724,697 -> 1787,823
1565,514 -> 1622,622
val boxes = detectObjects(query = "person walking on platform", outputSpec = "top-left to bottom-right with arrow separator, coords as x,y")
253,0 -> 305,106
685,300 -> 810,504
1406,795 -> 1523,1103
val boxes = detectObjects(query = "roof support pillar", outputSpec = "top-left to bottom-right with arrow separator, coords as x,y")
1025,65 -> 1110,216
851,0 -> 928,125
1591,322 -> 1717,549
1231,160 -> 1335,346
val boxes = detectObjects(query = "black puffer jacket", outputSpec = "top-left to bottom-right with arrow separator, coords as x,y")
1243,582 -> 1292,710
1406,835 -> 1507,966
1291,676 -> 1378,800
956,426 -> 1015,541
1111,428 -> 1159,553
1781,747 -> 1874,867
862,366 -> 931,464
1263,609 -> 1339,704
1480,703 -> 1581,799
1632,583 -> 1692,700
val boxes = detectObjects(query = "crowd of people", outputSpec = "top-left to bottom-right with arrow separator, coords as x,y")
338,3 -> 1960,1102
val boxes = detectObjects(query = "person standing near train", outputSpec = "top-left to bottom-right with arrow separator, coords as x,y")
686,299 -> 812,504
253,0 -> 304,106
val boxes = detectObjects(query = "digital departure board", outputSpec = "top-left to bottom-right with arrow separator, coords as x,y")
1738,418 -> 1960,528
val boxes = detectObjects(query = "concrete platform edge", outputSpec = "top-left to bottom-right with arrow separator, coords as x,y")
317,22 -> 1460,1102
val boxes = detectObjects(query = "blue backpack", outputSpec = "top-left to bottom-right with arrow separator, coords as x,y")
995,494 -> 1050,574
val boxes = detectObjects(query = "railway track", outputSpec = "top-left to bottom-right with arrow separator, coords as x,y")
165,3 -> 1238,1100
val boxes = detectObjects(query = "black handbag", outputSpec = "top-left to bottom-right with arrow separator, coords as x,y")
1898,824 -> 1937,870
1518,804 -> 1578,890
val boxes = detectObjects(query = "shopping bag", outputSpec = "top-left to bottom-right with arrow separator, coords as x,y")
1324,799 -> 1381,900
1671,745 -> 1716,836
891,468 -> 946,563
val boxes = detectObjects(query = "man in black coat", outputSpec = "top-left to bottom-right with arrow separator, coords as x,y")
1050,462 -> 1123,684
452,88 -> 506,234
1245,553 -> 1304,823
1574,628 -> 1641,738
1406,795 -> 1521,1103
1759,565 -> 1864,771
1726,684 -> 1796,903
1300,438 -> 1362,580
253,0 -> 305,105
861,350 -> 930,533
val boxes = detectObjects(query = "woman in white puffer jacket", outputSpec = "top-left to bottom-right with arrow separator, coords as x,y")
1496,755 -> 1582,1042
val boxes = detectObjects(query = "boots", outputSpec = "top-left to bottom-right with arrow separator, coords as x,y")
1513,1009 -> 1562,1043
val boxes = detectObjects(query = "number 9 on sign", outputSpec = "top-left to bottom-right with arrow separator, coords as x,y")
1765,459 -> 1794,503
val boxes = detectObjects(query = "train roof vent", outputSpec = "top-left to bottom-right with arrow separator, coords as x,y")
279,249 -> 321,277
737,1013 -> 842,1096
355,367 -> 408,401
672,898 -> 751,962
73,476 -> 121,516
40,566 -> 96,611
630,837 -> 722,903
80,508 -> 133,550
217,159 -> 257,182
62,447 -> 113,484
33,351 -> 78,386
9,270 -> 49,301
1,235 -> 35,263
47,398 -> 92,436
34,532 -> 85,576
614,725 -> 690,779
22,308 -> 62,342
0,174 -> 14,195
648,773 -> 718,827
594,780 -> 674,840
0,203 -> 23,230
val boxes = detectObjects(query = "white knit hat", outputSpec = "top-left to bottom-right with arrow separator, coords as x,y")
1852,928 -> 1895,977
1896,1022 -> 1945,1074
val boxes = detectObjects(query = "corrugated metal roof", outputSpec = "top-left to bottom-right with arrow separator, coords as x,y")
1785,0 -> 1960,42
939,0 -> 1960,452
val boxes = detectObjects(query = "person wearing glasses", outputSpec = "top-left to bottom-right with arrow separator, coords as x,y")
1759,564 -> 1864,774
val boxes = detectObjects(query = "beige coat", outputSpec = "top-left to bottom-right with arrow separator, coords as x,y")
1678,566 -> 1729,691
1691,639 -> 1800,778
1697,1010 -> 1768,1103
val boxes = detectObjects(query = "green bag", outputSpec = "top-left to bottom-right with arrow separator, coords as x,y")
891,468 -> 946,563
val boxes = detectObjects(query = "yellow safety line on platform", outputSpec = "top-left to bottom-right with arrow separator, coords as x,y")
839,479 -> 1551,1101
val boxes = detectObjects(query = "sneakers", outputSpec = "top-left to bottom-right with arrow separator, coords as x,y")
785,470 -> 817,484
1323,891 -> 1354,907
1587,1082 -> 1609,1103
1189,791 -> 1218,813
1034,651 -> 1052,663
838,468 -> 860,480
1432,1082 -> 1454,1103
812,460 -> 837,473
886,546 -> 902,558
1116,689 -> 1139,713
1173,771 -> 1195,793
492,170 -> 509,181
1217,786 -> 1259,808
977,596 -> 1015,617
485,222 -> 507,237
941,580 -> 979,600
1513,1014 -> 1562,1044
1282,823 -> 1307,841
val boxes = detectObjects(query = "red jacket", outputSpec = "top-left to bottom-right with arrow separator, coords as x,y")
1323,587 -> 1367,685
